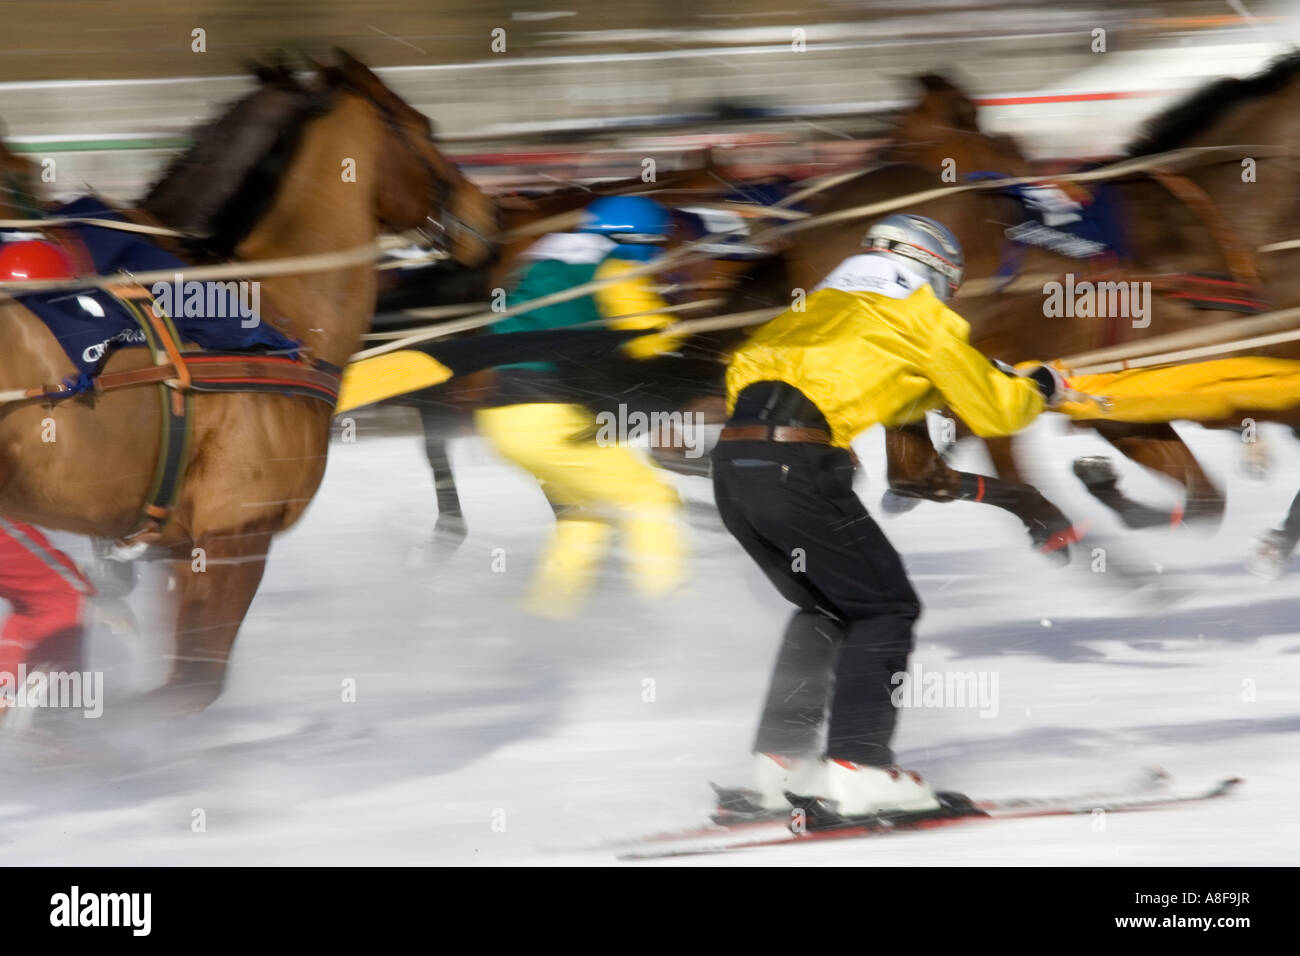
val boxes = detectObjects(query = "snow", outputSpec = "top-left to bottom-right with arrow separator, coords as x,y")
3,409 -> 1298,865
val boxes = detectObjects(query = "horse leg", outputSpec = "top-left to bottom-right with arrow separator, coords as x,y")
1073,422 -> 1225,529
885,423 -> 1079,561
132,527 -> 273,717
418,404 -> 467,551
982,435 -> 1025,483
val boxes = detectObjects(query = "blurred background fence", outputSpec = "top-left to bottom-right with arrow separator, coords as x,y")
1,1 -> 1297,199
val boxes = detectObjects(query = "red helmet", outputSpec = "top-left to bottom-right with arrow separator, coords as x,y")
0,240 -> 76,281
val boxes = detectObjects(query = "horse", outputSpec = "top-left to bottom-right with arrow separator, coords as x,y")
0,51 -> 497,716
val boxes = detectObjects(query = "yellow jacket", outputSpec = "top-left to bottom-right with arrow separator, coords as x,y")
593,258 -> 687,360
726,284 -> 1045,448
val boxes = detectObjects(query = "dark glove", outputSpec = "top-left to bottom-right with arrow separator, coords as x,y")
1021,363 -> 1068,405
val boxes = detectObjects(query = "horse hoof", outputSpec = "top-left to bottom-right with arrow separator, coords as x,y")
880,490 -> 921,515
432,515 -> 468,557
1032,522 -> 1088,566
86,553 -> 139,599
1072,455 -> 1119,488
123,683 -> 222,721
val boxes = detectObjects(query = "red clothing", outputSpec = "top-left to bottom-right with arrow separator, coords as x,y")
0,519 -> 93,678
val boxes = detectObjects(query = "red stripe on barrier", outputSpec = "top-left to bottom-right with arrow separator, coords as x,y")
975,90 -> 1172,106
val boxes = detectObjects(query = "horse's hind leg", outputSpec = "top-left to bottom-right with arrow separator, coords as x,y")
418,404 -> 467,552
1074,422 -> 1225,529
885,424 -> 1079,561
134,527 -> 273,717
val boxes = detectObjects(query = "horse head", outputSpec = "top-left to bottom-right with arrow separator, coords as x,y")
321,49 -> 498,269
887,72 -> 1032,177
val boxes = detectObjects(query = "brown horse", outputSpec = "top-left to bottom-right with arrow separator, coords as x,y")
0,52 -> 496,715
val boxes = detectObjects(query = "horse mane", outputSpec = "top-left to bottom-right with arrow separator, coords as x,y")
143,61 -> 336,257
1126,50 -> 1300,156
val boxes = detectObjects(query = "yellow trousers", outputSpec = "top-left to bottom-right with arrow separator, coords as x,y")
474,403 -> 685,616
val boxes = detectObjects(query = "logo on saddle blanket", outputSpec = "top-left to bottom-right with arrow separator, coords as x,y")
982,179 -> 1126,263
149,274 -> 261,328
81,326 -> 147,364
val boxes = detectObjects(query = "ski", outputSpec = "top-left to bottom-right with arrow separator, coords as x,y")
617,777 -> 1242,861
545,768 -> 1169,854
568,767 -> 1169,853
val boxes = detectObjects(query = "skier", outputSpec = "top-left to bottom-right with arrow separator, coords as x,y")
474,195 -> 687,617
0,518 -> 94,719
712,213 -> 1066,818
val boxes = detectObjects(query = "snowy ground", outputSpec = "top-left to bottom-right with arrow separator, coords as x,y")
2,409 -> 1299,865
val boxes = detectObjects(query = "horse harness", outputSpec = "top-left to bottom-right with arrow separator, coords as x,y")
976,162 -> 1271,351
18,282 -> 341,552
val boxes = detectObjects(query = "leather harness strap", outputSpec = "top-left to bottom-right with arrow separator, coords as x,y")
112,283 -> 193,392
96,353 -> 342,402
113,290 -> 192,548
1148,166 -> 1262,288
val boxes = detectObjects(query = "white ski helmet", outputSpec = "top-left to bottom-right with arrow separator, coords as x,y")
861,214 -> 965,301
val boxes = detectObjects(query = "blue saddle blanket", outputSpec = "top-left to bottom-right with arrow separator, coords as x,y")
6,197 -> 298,389
969,173 -> 1128,261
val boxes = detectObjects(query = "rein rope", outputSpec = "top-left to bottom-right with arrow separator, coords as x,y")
2,142 -> 1298,365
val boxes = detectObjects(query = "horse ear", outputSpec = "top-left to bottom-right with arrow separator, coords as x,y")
915,73 -> 959,94
248,58 -> 274,82
914,71 -> 980,131
332,47 -> 378,88
249,53 -> 305,91
295,48 -> 324,73
333,47 -> 366,74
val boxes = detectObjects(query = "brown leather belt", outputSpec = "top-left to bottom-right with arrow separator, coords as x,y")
718,424 -> 833,445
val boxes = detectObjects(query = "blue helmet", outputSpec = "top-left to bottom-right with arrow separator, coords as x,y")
580,195 -> 669,260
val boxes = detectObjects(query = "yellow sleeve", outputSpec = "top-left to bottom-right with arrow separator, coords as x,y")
593,258 -> 687,360
919,306 -> 1045,437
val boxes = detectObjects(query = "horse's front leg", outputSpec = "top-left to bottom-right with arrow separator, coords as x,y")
1072,421 -> 1225,529
885,423 -> 1079,561
132,526 -> 274,717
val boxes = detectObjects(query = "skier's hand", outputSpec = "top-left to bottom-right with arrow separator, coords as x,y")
1017,363 -> 1068,406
